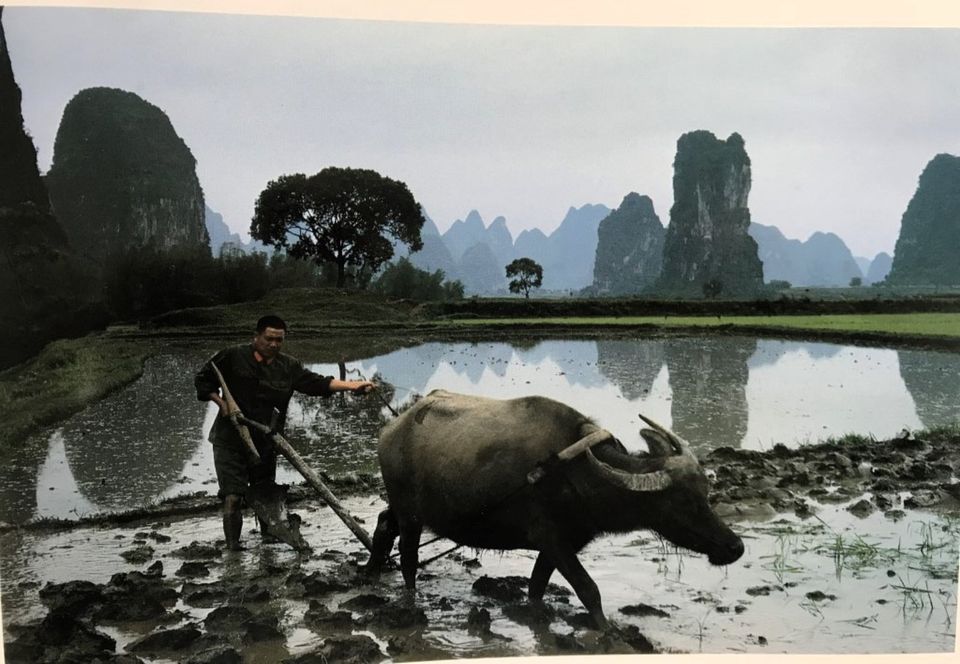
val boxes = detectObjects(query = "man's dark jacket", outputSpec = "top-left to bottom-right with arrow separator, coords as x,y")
194,344 -> 334,448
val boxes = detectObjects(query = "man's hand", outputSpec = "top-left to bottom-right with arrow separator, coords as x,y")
329,378 -> 377,395
351,381 -> 376,395
208,392 -> 228,416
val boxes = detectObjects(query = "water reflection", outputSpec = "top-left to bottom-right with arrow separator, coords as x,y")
898,349 -> 960,429
60,354 -> 207,508
665,337 -> 756,450
595,339 -> 665,400
1,336 -> 958,523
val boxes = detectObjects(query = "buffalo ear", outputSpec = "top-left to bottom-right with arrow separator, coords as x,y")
640,428 -> 674,457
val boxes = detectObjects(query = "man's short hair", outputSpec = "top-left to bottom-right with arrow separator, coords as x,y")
256,315 -> 287,333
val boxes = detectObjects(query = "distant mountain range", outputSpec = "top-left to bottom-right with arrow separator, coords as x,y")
205,205 -> 269,256
402,205 -> 612,294
205,202 -> 892,294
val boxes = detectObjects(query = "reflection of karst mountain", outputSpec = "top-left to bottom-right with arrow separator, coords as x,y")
61,354 -> 207,508
898,349 -> 960,429
361,341 -> 609,394
596,340 -> 666,400
802,342 -> 843,362
747,340 -> 842,370
510,340 -> 605,389
665,336 -> 757,450
356,343 -> 450,400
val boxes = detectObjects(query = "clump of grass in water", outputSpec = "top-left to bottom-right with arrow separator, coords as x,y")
759,530 -> 806,584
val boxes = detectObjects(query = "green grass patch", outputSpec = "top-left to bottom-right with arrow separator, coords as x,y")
443,313 -> 960,339
0,336 -> 155,451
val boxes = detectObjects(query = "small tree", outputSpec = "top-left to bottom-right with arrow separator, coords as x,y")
506,257 -> 543,298
849,276 -> 863,287
251,167 -> 425,288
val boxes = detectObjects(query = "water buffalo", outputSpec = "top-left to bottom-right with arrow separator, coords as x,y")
366,389 -> 744,628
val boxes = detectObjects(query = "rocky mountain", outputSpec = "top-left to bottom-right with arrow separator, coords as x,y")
442,210 -> 489,262
45,87 -> 209,270
541,204 -> 612,291
0,8 -> 105,368
866,252 -> 892,284
748,223 -> 862,287
592,193 -> 665,295
205,205 -> 269,256
658,131 -> 763,297
401,212 -> 460,280
459,242 -> 504,293
433,204 -> 611,294
887,153 -> 960,285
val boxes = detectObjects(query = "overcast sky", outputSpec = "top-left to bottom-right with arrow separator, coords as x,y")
6,6 -> 960,258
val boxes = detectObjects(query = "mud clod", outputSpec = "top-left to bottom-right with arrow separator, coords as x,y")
177,562 -> 211,578
121,545 -> 155,564
340,593 -> 389,611
172,541 -> 222,560
181,580 -> 228,606
39,579 -> 103,616
286,635 -> 384,664
502,601 -> 555,627
465,605 -> 492,633
127,626 -> 202,652
472,575 -> 528,602
360,600 -> 428,629
554,632 -> 587,651
620,603 -> 670,618
846,499 -> 876,517
304,600 -> 355,630
204,605 -> 254,631
184,645 -> 242,664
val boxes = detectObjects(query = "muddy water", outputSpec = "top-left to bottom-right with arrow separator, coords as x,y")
1,494 -> 956,656
1,335 -> 959,657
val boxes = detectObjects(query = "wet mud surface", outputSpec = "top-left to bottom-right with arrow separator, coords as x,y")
3,430 -> 959,662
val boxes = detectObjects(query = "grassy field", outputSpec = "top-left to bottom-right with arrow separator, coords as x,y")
446,313 -> 960,339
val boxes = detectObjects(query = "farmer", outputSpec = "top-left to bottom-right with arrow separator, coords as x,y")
194,314 -> 375,551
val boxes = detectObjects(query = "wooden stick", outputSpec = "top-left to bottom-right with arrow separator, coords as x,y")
238,414 -> 374,552
210,362 -> 260,463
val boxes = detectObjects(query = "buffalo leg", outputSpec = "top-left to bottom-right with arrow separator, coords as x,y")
545,545 -> 608,629
529,552 -> 555,602
398,520 -> 423,589
365,508 -> 399,576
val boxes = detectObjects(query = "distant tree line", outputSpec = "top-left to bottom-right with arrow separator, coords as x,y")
103,247 -> 464,322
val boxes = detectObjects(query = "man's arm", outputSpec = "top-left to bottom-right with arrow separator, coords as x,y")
195,350 -> 229,414
329,378 -> 376,394
292,363 -> 375,396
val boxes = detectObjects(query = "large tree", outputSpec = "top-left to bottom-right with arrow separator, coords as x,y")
251,167 -> 425,287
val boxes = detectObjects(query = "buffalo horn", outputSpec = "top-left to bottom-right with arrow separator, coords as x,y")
640,428 -> 674,457
638,413 -> 692,456
585,447 -> 673,492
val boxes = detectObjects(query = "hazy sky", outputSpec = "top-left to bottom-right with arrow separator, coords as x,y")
6,6 -> 960,258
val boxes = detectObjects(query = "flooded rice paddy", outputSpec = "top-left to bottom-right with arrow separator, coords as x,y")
2,334 -> 959,658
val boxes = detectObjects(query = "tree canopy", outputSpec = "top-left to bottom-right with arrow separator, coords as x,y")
506,257 -> 543,298
251,167 -> 425,287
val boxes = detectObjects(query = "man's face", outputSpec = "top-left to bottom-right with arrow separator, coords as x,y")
253,326 -> 285,359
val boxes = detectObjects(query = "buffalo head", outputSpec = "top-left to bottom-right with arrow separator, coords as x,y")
582,414 -> 744,566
